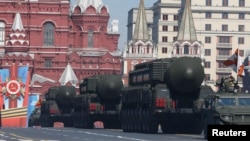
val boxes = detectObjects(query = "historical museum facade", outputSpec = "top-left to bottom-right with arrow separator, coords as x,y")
0,0 -> 121,96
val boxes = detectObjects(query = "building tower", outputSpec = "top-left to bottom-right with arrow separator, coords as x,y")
70,0 -> 122,79
122,0 -> 157,85
172,0 -> 203,60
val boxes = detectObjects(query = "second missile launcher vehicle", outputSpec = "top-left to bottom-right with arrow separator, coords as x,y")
72,74 -> 123,129
29,86 -> 76,127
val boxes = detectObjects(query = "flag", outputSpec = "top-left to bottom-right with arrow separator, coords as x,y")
223,48 -> 245,77
237,55 -> 245,77
223,48 -> 238,66
35,96 -> 42,107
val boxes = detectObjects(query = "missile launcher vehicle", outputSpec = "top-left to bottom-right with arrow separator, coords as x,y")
29,86 -> 76,127
121,56 -> 213,134
72,74 -> 123,129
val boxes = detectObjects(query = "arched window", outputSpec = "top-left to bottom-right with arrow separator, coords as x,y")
176,45 -> 180,54
43,23 -> 54,46
147,45 -> 150,53
184,45 -> 189,54
138,45 -> 142,53
88,29 -> 93,47
0,22 -> 5,46
194,45 -> 198,54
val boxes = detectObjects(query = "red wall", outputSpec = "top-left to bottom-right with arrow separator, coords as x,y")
0,1 -> 121,95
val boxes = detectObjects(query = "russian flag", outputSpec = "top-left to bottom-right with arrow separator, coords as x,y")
223,48 -> 245,77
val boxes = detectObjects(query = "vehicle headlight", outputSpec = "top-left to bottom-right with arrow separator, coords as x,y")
222,115 -> 232,121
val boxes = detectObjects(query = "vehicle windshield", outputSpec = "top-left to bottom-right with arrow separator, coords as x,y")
218,98 -> 236,106
239,98 -> 250,106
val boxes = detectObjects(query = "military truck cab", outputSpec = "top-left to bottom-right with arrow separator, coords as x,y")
202,93 -> 250,139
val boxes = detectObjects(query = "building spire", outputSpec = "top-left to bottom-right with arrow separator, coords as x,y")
133,0 -> 149,41
5,11 -> 29,49
59,63 -> 79,87
12,12 -> 24,31
177,0 -> 197,41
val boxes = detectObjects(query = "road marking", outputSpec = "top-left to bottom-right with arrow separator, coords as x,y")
40,140 -> 60,141
0,140 -> 60,141
9,133 -> 33,140
117,136 -> 151,141
84,132 -> 151,141
177,134 -> 202,138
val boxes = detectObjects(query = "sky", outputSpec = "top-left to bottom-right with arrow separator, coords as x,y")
102,0 -> 155,50
71,0 -> 156,50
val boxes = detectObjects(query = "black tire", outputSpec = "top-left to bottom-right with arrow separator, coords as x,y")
203,118 -> 208,140
141,109 -> 147,133
161,123 -> 173,134
83,114 -> 93,129
145,109 -> 158,134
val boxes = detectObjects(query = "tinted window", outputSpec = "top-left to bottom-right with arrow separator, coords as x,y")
239,98 -> 250,106
218,98 -> 236,106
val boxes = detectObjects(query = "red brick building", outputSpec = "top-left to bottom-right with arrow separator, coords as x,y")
0,0 -> 121,96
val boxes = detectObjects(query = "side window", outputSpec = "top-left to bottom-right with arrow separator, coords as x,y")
205,98 -> 210,108
204,98 -> 215,109
0,22 -> 5,46
88,29 -> 93,47
210,99 -> 215,109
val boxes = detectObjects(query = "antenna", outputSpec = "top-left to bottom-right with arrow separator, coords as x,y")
235,46 -> 240,93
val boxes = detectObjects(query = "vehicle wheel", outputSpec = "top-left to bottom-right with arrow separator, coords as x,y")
121,110 -> 127,132
141,109 -> 146,133
161,123 -> 173,134
131,109 -> 135,132
84,115 -> 93,129
135,109 -> 142,132
203,119 -> 208,140
124,110 -> 129,132
144,109 -> 158,134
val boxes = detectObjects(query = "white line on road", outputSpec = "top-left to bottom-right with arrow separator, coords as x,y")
117,136 -> 151,141
84,132 -> 151,141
